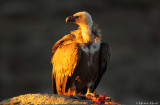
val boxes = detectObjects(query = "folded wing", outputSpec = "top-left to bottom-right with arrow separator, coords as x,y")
51,37 -> 81,94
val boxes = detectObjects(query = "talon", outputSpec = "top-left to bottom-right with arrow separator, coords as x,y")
85,89 -> 95,97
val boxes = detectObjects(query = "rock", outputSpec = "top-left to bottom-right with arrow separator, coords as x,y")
0,93 -> 94,104
0,93 -> 120,105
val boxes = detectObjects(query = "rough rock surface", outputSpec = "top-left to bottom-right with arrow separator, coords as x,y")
0,93 -> 95,104
0,93 -> 120,105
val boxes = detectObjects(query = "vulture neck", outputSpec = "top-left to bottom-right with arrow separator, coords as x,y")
80,24 -> 93,43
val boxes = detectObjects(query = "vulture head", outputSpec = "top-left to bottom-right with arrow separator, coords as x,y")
66,11 -> 93,28
66,11 -> 94,43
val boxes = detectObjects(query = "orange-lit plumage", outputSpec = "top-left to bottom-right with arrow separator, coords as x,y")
51,11 -> 111,95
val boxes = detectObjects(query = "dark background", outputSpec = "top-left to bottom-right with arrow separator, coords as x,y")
0,0 -> 160,104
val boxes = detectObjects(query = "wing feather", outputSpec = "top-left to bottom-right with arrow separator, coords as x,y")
51,40 -> 81,93
92,43 -> 111,92
52,34 -> 75,52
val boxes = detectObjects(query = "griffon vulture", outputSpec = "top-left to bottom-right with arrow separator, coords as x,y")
51,11 -> 111,95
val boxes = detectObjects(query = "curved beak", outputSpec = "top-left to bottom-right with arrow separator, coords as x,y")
65,16 -> 79,23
